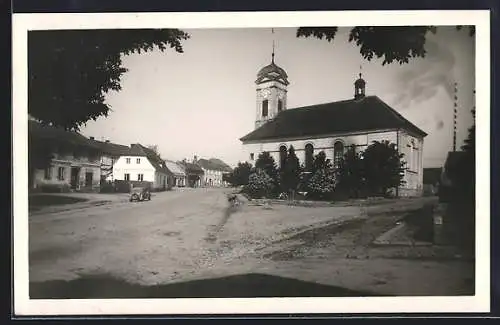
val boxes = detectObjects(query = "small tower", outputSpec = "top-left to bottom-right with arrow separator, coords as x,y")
254,29 -> 289,129
354,66 -> 366,100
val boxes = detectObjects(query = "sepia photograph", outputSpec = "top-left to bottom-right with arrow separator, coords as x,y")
12,10 -> 490,315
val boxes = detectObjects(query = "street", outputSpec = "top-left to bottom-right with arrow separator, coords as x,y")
29,188 -> 475,298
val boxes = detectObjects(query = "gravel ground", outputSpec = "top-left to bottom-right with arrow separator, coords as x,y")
29,189 -> 474,297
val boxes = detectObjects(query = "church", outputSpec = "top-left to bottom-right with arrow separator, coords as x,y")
239,53 -> 427,197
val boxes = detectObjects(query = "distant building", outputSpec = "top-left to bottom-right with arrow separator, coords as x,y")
240,55 -> 427,197
112,143 -> 174,191
164,160 -> 187,187
196,158 -> 233,187
29,120 -> 101,192
88,137 -> 130,182
179,157 -> 204,187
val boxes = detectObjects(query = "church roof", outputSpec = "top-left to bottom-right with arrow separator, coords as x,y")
240,96 -> 427,142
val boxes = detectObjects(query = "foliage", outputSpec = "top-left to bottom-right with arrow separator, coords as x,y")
306,168 -> 338,200
244,169 -> 276,199
458,109 -> 475,201
227,162 -> 253,186
29,29 -> 190,131
297,26 -> 474,65
254,151 -> 279,182
362,140 -> 406,196
311,150 -> 333,173
279,145 -> 302,193
337,145 -> 365,198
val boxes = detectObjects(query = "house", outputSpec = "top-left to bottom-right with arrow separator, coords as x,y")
196,158 -> 233,187
88,137 -> 130,182
29,120 -> 101,192
239,55 -> 427,197
179,157 -> 204,187
112,143 -> 174,191
164,160 -> 187,187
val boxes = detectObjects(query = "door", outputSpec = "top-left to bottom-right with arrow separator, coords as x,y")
70,167 -> 80,189
85,172 -> 93,187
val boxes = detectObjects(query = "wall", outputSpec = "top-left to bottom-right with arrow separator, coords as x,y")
398,130 -> 425,196
113,156 -> 155,183
243,130 -> 398,167
201,168 -> 223,187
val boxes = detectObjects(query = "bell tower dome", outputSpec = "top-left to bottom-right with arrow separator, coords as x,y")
254,29 -> 289,129
354,67 -> 366,100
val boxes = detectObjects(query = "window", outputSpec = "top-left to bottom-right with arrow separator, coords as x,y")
305,143 -> 314,171
138,174 -> 144,181
126,158 -> 131,164
124,173 -> 130,181
250,153 -> 254,161
333,141 -> 344,168
279,145 -> 287,169
57,167 -> 65,181
44,166 -> 52,180
262,100 -> 269,117
278,99 -> 283,112
136,158 -> 141,164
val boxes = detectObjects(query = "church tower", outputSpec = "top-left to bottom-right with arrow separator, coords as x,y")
254,30 -> 289,129
354,68 -> 366,100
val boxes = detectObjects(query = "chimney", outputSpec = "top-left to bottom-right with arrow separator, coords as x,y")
89,136 -> 95,140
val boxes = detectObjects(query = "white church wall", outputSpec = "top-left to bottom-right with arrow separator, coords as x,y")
242,130 -> 399,167
398,130 -> 424,197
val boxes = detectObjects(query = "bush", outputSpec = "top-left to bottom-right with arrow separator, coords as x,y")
306,168 -> 338,200
243,169 -> 275,199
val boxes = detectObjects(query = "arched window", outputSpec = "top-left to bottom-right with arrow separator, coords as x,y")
279,145 -> 287,169
333,141 -> 344,168
262,100 -> 269,117
305,143 -> 314,171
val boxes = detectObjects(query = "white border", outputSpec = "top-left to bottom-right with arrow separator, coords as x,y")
13,10 -> 490,315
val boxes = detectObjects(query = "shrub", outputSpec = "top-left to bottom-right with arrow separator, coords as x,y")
243,169 -> 275,199
306,168 -> 338,200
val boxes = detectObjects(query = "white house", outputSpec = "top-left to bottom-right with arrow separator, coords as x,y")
196,158 -> 233,187
240,56 -> 427,197
164,160 -> 187,187
88,137 -> 130,182
112,143 -> 174,191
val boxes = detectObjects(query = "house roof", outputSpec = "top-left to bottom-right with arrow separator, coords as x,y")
164,160 -> 186,176
128,144 -> 173,175
423,167 -> 442,185
196,158 -> 233,172
89,139 -> 130,156
29,120 -> 100,150
240,96 -> 427,142
180,161 -> 205,175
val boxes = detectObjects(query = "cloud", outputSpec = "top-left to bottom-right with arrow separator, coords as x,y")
391,36 -> 456,109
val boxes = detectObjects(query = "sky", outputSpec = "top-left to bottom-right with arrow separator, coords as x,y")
80,26 -> 475,168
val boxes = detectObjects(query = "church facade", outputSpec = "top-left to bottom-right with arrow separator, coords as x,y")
240,56 -> 427,197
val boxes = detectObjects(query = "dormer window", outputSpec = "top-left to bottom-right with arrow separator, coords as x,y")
262,100 -> 269,117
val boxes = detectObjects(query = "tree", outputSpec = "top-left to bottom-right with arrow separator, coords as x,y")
362,140 -> 406,197
306,168 -> 338,201
311,151 -> 333,174
459,109 -> 475,202
297,26 -> 474,65
228,162 -> 253,187
147,145 -> 160,155
29,29 -> 190,131
280,145 -> 301,196
254,151 -> 279,181
337,145 -> 365,198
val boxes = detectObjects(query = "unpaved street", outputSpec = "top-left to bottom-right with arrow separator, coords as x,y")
29,189 -> 474,298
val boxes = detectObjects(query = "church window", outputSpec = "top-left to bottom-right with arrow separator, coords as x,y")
262,100 -> 269,117
278,100 -> 283,112
334,141 -> 344,168
279,145 -> 287,169
305,143 -> 314,171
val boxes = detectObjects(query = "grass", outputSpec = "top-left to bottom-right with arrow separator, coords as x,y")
29,194 -> 89,211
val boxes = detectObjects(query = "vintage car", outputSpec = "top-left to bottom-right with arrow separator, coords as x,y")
129,186 -> 151,202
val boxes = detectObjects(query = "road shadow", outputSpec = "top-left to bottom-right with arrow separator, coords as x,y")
30,273 -> 384,299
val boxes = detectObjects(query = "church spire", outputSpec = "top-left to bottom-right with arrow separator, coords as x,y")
271,28 -> 275,64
